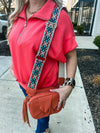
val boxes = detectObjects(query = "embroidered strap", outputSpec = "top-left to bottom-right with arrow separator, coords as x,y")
28,6 -> 63,90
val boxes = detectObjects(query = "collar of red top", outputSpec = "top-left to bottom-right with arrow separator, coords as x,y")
18,0 -> 56,21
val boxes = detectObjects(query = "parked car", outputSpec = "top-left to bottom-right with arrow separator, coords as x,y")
0,14 -> 8,39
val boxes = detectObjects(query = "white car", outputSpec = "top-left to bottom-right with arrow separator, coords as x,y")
0,14 -> 8,39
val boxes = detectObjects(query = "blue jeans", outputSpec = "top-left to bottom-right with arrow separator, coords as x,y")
19,84 -> 50,133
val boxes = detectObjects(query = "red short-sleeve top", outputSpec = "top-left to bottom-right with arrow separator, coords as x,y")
8,0 -> 78,90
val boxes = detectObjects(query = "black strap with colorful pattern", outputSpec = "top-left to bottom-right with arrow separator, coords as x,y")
28,6 -> 63,90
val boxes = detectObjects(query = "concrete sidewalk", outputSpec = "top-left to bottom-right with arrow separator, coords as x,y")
76,36 -> 98,49
0,57 -> 96,133
0,36 -> 97,133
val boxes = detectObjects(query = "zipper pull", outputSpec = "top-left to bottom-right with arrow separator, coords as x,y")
24,21 -> 27,27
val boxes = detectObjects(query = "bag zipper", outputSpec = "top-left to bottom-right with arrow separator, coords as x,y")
17,21 -> 27,45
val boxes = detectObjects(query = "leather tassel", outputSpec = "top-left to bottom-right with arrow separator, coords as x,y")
22,96 -> 31,127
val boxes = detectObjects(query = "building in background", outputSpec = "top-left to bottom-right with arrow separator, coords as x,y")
66,0 -> 100,37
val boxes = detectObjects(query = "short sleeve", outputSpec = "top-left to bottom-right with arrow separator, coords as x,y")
62,10 -> 78,55
47,9 -> 78,63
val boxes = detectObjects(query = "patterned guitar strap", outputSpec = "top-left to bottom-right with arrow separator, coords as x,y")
23,6 -> 63,126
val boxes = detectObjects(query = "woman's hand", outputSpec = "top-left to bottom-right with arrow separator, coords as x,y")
50,86 -> 73,110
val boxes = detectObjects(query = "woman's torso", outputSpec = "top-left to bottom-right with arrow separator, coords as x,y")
8,0 -> 75,90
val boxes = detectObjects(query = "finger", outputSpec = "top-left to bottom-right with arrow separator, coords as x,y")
50,89 -> 58,92
63,100 -> 66,108
57,100 -> 62,110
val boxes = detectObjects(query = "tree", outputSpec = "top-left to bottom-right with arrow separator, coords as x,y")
0,0 -> 12,15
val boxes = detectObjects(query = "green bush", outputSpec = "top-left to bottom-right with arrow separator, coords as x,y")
76,25 -> 84,35
72,22 -> 77,29
93,36 -> 100,49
